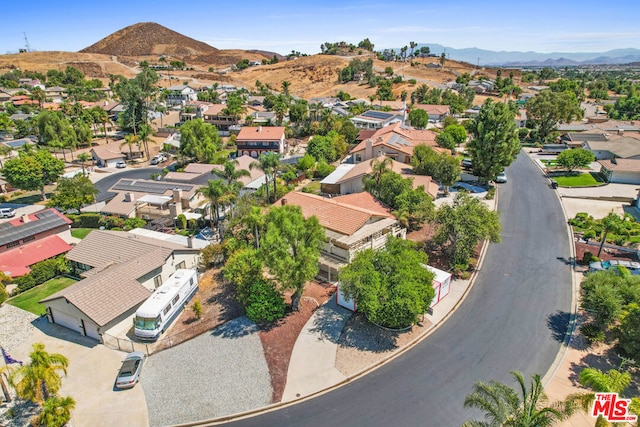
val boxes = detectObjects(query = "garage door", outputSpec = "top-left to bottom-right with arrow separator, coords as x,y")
83,320 -> 100,341
51,309 -> 82,334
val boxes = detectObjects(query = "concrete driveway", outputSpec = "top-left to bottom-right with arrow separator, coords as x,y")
9,317 -> 149,427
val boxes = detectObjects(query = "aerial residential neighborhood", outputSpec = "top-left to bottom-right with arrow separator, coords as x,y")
1,9 -> 640,427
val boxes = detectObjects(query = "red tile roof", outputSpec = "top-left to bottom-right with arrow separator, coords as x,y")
237,126 -> 285,141
274,191 -> 393,236
0,235 -> 72,277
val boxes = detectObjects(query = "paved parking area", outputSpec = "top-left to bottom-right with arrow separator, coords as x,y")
141,316 -> 271,427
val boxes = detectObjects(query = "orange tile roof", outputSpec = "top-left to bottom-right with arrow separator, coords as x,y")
237,126 -> 285,141
274,191 -> 392,236
331,192 -> 392,216
350,123 -> 438,156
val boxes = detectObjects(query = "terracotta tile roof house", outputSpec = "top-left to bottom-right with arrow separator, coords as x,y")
411,104 -> 450,121
201,103 -> 238,133
40,230 -> 200,341
349,122 -> 442,164
320,155 -> 439,199
0,235 -> 72,278
236,126 -> 286,157
274,191 -> 405,281
599,158 -> 640,184
210,155 -> 267,189
0,208 -> 72,254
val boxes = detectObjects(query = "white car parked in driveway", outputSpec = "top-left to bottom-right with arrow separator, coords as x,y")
116,161 -> 126,168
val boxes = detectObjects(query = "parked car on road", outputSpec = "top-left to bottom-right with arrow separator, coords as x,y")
150,153 -> 168,165
115,352 -> 146,389
0,207 -> 16,218
116,161 -> 126,168
495,172 -> 507,183
461,159 -> 473,170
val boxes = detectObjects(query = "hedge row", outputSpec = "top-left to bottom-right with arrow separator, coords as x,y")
14,256 -> 70,293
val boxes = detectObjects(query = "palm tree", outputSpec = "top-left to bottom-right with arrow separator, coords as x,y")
199,179 -> 229,228
137,123 -> 154,160
33,395 -> 76,427
567,368 -> 632,426
221,160 -> 250,185
9,343 -> 69,404
462,371 -> 575,427
242,206 -> 264,249
597,212 -> 623,257
363,156 -> 393,198
77,152 -> 92,176
281,80 -> 291,97
273,94 -> 289,126
120,134 -> 138,163
250,152 -> 281,204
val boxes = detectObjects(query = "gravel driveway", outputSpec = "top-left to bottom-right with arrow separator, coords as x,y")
141,316 -> 271,427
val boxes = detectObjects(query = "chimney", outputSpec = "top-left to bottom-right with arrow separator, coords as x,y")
618,129 -> 624,135
257,126 -> 262,132
281,198 -> 287,206
187,235 -> 194,248
365,139 -> 373,161
21,214 -> 30,223
124,193 -> 134,202
169,202 -> 182,217
173,188 -> 183,204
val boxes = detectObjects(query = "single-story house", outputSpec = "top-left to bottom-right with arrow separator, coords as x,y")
320,155 -> 439,199
599,158 -> 640,184
582,136 -> 640,160
40,230 -> 201,341
351,110 -> 404,130
411,104 -> 450,122
101,179 -> 201,220
0,208 -> 73,276
90,142 -> 128,167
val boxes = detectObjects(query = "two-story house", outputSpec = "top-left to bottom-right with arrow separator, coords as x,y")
166,85 -> 198,106
201,104 -> 239,134
274,191 -> 406,282
236,126 -> 286,157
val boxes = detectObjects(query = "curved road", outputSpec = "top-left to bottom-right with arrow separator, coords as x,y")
227,151 -> 573,426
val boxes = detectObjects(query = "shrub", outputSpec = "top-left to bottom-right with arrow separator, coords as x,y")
68,213 -> 101,228
191,299 -> 203,320
14,256 -> 69,292
485,187 -> 496,200
200,243 -> 226,267
314,160 -> 335,178
582,251 -> 599,265
99,215 -> 124,229
123,217 -> 146,231
580,322 -> 605,344
0,283 -> 7,305
408,79 -> 417,85
244,280 -> 286,323
176,214 -> 187,230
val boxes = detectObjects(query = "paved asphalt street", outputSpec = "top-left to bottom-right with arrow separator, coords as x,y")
226,151 -> 573,427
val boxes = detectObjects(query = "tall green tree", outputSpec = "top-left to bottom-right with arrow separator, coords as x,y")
113,68 -> 159,133
179,118 -> 221,163
408,108 -> 429,129
2,149 -> 65,200
339,237 -> 435,328
433,192 -> 501,267
9,343 -> 69,404
466,99 -> 520,183
597,212 -> 624,257
250,152 -> 280,204
77,152 -> 92,176
463,371 -> 575,427
259,204 -> 325,310
526,90 -> 583,141
47,175 -> 98,213
198,179 -> 233,227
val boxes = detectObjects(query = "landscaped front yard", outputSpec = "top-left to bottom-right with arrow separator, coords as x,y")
71,228 -> 93,239
7,276 -> 78,315
553,172 -> 604,187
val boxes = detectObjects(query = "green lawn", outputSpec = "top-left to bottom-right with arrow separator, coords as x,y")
71,228 -> 93,239
301,181 -> 321,194
7,276 -> 78,315
554,172 -> 604,187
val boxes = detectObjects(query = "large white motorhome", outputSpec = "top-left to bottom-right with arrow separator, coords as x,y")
134,269 -> 198,340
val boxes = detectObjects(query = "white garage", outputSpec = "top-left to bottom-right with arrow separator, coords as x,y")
599,159 -> 640,185
45,303 -> 101,341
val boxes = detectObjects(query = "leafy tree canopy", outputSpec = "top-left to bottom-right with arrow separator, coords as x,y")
47,175 -> 98,213
2,149 -> 65,200
526,90 -> 583,140
339,237 -> 435,329
179,118 -> 221,163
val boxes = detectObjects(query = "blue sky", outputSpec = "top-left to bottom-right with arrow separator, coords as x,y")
2,0 -> 639,56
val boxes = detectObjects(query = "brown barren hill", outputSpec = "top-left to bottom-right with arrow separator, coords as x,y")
80,22 -> 218,57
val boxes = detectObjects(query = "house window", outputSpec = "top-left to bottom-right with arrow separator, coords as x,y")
153,275 -> 163,289
6,241 -> 20,249
176,261 -> 186,270
23,236 -> 36,243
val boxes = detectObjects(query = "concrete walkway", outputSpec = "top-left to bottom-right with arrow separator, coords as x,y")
282,277 -> 474,403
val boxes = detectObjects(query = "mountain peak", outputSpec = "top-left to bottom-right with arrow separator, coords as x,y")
79,22 -> 218,56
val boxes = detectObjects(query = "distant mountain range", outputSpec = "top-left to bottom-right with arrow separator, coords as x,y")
413,43 -> 640,66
